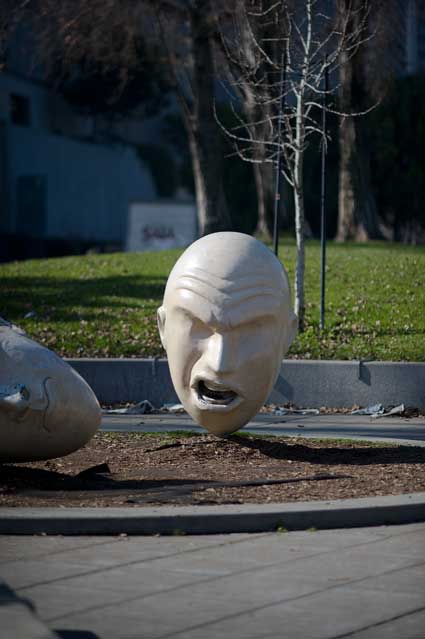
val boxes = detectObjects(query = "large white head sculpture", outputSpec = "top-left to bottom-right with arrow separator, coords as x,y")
158,232 -> 297,436
0,318 -> 101,462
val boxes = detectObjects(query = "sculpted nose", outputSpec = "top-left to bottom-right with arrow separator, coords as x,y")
205,332 -> 235,374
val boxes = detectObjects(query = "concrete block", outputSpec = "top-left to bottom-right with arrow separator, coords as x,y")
67,358 -> 178,406
66,359 -> 425,409
272,360 -> 425,409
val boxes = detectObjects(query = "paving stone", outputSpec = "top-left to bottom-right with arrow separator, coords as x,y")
2,524 -> 424,639
0,601 -> 56,639
2,534 -> 256,589
331,607 -> 425,639
0,536 -> 115,564
0,580 -> 56,639
159,588 -> 424,639
346,564 -> 425,595
46,580 -> 425,639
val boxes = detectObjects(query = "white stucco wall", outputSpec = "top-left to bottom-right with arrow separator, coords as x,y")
0,72 -> 156,244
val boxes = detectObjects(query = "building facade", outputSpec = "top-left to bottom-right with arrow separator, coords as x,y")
0,40 -> 157,261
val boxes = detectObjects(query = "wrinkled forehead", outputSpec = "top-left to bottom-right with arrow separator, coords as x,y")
177,264 -> 285,296
164,265 -> 289,325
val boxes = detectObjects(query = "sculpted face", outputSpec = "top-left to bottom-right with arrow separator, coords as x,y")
0,317 -> 101,461
158,232 -> 297,435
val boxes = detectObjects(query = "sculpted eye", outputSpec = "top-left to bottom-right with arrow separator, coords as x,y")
177,308 -> 212,338
189,317 -> 212,338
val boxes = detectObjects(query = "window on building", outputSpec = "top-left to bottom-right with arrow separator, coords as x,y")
10,94 -> 31,126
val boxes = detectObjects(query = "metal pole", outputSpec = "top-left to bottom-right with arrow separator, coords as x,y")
273,51 -> 286,256
319,58 -> 328,330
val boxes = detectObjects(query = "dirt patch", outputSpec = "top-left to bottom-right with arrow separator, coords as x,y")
1,432 -> 424,507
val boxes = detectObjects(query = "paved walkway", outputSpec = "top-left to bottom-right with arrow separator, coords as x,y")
1,523 -> 425,638
2,413 -> 424,637
102,412 -> 425,445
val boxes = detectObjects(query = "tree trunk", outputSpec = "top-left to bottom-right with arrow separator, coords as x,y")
336,1 -> 383,241
189,3 -> 231,236
253,162 -> 269,237
243,88 -> 273,239
253,140 -> 275,239
337,116 -> 382,241
234,3 -> 275,240
293,98 -> 305,332
187,126 -> 207,235
293,183 -> 305,332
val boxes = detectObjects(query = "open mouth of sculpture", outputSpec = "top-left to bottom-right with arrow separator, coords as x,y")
196,380 -> 240,408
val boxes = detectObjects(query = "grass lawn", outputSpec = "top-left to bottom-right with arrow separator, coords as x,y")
1,239 -> 424,361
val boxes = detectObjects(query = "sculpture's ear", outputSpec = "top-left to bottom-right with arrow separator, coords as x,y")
157,306 -> 167,350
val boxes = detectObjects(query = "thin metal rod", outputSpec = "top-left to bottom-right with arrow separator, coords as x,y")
273,51 -> 286,257
320,58 -> 328,330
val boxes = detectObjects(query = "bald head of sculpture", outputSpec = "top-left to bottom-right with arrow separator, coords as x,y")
158,232 -> 297,435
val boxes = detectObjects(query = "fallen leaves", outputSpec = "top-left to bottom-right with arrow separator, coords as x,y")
1,433 -> 424,508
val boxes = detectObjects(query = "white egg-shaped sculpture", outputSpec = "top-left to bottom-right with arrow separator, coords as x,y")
0,317 -> 101,462
157,232 -> 297,436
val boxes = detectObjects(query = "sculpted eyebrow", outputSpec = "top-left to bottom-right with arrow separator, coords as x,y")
177,306 -> 202,320
229,311 -> 277,329
175,286 -> 216,306
174,304 -> 211,326
174,298 -> 278,331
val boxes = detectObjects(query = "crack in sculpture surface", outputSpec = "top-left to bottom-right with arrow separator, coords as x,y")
158,232 -> 297,436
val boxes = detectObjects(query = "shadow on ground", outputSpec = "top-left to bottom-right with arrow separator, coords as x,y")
1,274 -> 166,323
0,464 -> 215,493
1,436 -> 424,505
55,631 -> 102,639
227,436 -> 425,466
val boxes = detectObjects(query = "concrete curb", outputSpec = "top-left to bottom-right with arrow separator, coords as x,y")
0,580 -> 56,639
1,492 -> 424,536
66,358 -> 425,409
101,412 -> 425,445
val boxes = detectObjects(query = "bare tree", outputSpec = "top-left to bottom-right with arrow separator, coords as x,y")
16,0 -> 232,236
154,1 -> 233,235
214,2 -> 277,239
336,0 -> 389,241
217,0 -> 372,331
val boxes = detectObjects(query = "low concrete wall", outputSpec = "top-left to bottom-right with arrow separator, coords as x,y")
68,358 -> 177,407
66,359 -> 425,408
272,360 -> 425,408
